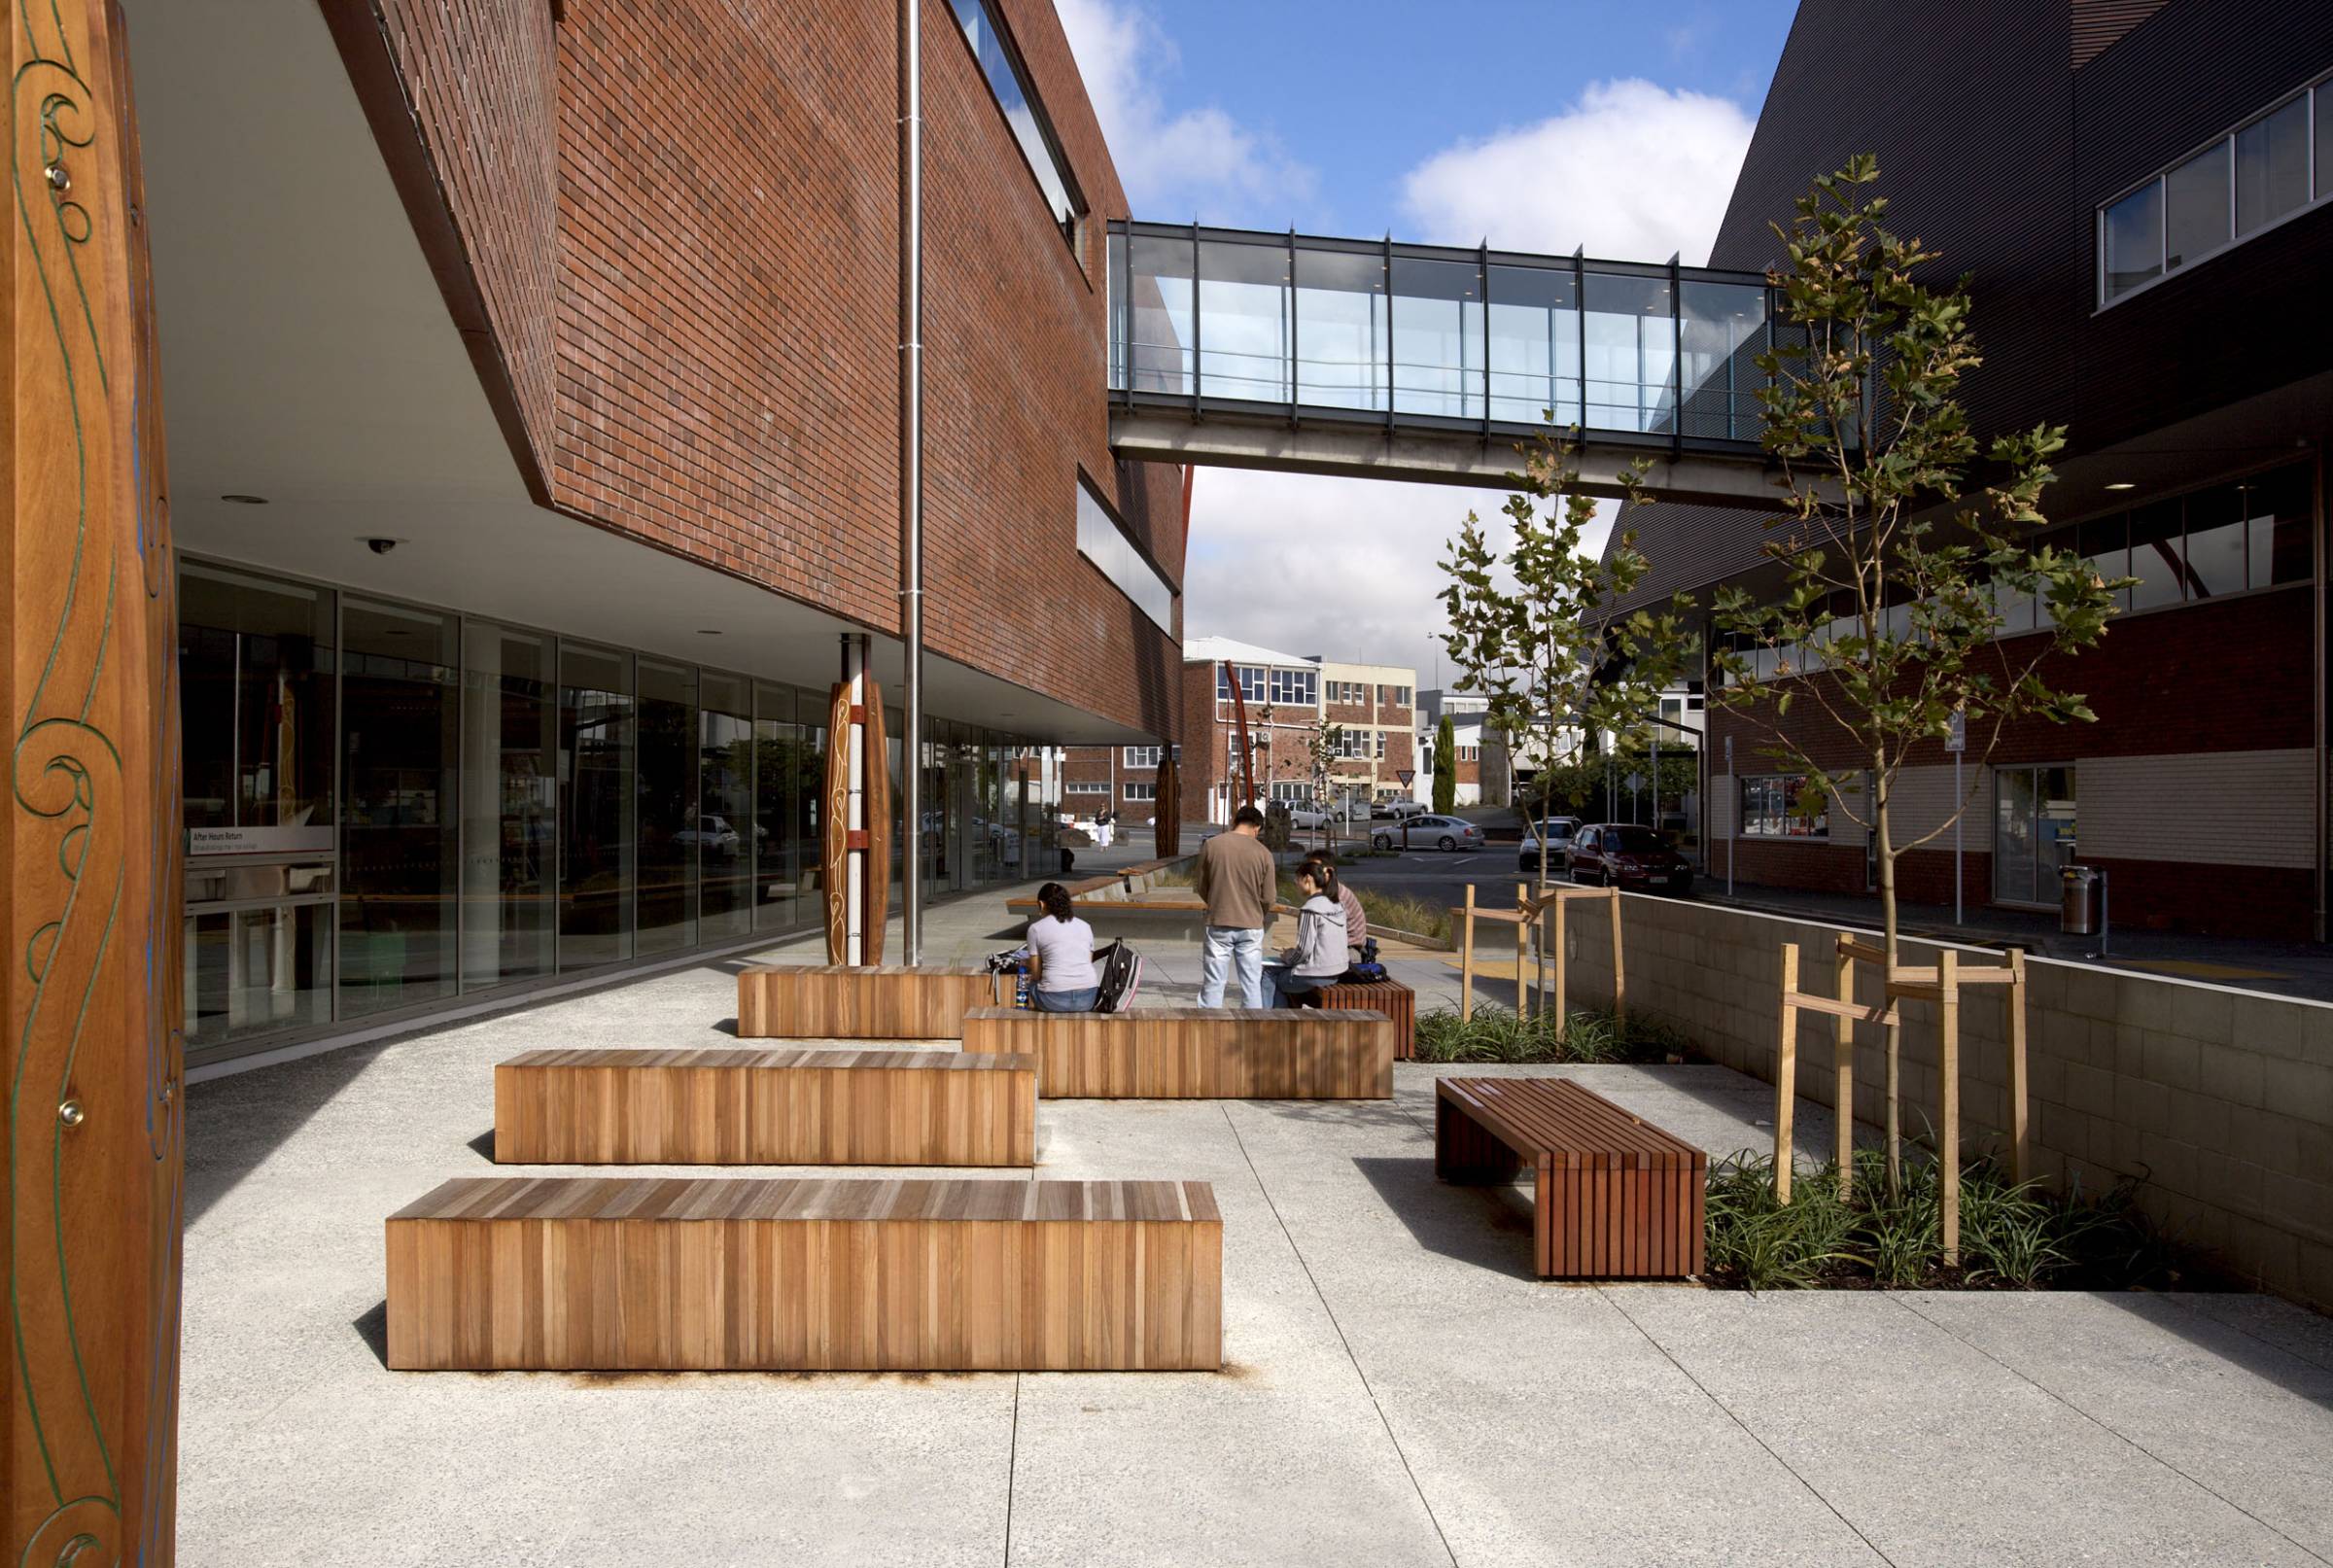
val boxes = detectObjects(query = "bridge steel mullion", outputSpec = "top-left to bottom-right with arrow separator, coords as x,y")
1670,252 -> 1684,461
1192,222 -> 1202,421
1574,246 -> 1586,434
1288,226 -> 1299,428
1479,240 -> 1490,441
1382,234 -> 1395,435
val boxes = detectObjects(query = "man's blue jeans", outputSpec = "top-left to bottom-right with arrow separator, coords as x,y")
1199,924 -> 1265,1008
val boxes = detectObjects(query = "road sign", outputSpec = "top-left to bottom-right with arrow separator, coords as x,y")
1624,772 -> 1643,794
1946,710 -> 1966,753
1396,768 -> 1415,785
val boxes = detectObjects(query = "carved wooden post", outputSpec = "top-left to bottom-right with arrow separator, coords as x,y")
5,1 -> 183,1560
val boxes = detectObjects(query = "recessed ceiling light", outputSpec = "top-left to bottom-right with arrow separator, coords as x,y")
221,493 -> 268,505
2104,482 -> 2137,491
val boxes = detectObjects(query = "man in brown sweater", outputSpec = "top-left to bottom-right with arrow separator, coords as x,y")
1194,805 -> 1275,1007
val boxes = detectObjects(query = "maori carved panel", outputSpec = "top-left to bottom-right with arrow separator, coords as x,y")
3,1 -> 184,1563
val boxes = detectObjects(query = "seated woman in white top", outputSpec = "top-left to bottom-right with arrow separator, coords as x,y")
1025,883 -> 1100,1012
1266,861 -> 1348,1008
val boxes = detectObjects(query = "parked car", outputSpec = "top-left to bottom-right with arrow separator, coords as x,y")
1372,799 -> 1429,820
676,815 -> 742,857
1567,822 -> 1694,892
1516,817 -> 1583,873
1371,814 -> 1483,853
1285,803 -> 1334,830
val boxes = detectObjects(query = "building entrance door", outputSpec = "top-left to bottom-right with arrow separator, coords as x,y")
1993,765 -> 2077,907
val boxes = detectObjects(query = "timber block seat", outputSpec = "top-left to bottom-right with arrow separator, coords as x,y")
385,1176 -> 1223,1372
493,1047 -> 1036,1167
1311,977 -> 1416,1060
960,1005 -> 1392,1099
1436,1077 -> 1706,1278
735,963 -> 999,1039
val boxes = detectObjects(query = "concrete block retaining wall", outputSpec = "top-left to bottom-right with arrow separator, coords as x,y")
1558,894 -> 2333,1310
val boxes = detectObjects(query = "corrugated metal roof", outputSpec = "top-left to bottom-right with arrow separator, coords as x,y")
2072,0 -> 2169,67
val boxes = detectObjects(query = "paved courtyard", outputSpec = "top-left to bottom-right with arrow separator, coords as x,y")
181,923 -> 2333,1566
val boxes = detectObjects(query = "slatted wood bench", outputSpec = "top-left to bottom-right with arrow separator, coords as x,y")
385,1176 -> 1222,1372
1436,1077 -> 1706,1278
493,1048 -> 1037,1167
1311,977 -> 1416,1060
960,1006 -> 1392,1099
736,963 -> 1000,1039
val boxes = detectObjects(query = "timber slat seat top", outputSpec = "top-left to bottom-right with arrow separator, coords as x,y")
958,1005 -> 1394,1099
386,1175 -> 1225,1371
1438,1077 -> 1704,1168
392,1175 -> 1221,1226
1435,1076 -> 1705,1279
499,1046 -> 1029,1072
492,1046 -> 1038,1166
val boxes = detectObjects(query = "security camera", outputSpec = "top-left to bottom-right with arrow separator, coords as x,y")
365,538 -> 398,555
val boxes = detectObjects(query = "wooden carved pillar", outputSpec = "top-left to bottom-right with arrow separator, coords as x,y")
3,0 -> 184,1562
821,636 -> 889,964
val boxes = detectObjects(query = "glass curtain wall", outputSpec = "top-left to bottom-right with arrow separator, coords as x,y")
180,563 -> 337,1048
460,622 -> 556,991
636,659 -> 699,956
559,644 -> 633,968
699,672 -> 754,943
338,598 -> 459,1020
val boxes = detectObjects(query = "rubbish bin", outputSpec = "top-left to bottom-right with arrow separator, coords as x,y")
2061,865 -> 2099,935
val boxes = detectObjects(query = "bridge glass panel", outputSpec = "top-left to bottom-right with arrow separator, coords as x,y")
1390,256 -> 1483,420
1126,232 -> 1194,396
1292,243 -> 1388,412
1487,263 -> 1579,427
1678,280 -> 1767,441
1198,237 -> 1292,403
1582,271 -> 1676,434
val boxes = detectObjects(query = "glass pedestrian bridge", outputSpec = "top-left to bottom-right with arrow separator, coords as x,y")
1106,220 -> 1786,505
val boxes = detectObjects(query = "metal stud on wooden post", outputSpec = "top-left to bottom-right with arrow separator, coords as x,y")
1938,949 -> 1961,1268
1775,943 -> 1799,1203
1459,884 -> 1477,1023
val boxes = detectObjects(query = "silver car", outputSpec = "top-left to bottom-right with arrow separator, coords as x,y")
1371,815 -> 1483,852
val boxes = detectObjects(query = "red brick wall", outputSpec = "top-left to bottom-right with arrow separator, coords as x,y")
353,0 -> 1184,740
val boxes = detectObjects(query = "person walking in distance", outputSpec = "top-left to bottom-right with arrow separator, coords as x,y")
1195,804 -> 1275,1007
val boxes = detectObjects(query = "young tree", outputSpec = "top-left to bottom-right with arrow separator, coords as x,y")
1709,157 -> 2125,1188
1440,436 -> 1695,908
1432,714 -> 1457,815
1304,717 -> 1346,854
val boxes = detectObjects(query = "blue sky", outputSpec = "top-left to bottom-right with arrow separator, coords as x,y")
1056,0 -> 1800,673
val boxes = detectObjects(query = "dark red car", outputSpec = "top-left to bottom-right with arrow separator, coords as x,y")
1567,822 -> 1695,893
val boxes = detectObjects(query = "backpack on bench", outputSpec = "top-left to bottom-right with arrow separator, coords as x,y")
1093,939 -> 1145,1013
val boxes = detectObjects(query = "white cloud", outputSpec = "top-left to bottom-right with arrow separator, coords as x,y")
1180,469 -> 1616,687
1055,0 -> 1314,223
1399,79 -> 1754,263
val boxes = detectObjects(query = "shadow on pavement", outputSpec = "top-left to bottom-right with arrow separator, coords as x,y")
1351,1154 -> 1538,1279
353,1301 -> 390,1370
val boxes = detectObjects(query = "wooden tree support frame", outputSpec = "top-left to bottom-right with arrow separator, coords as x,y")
1455,883 -> 1623,1030
1774,935 -> 2029,1265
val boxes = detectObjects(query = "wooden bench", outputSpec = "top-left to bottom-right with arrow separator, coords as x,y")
960,1006 -> 1392,1099
385,1176 -> 1222,1372
493,1048 -> 1037,1167
1435,1077 -> 1706,1278
1311,977 -> 1416,1060
736,963 -> 1000,1039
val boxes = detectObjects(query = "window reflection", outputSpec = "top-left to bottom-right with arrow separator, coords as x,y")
636,659 -> 698,957
2102,182 -> 2163,301
2236,95 -> 2309,236
699,671 -> 753,944
460,622 -> 555,991
559,644 -> 633,968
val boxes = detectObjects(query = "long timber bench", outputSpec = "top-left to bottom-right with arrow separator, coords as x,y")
736,963 -> 999,1039
960,1006 -> 1392,1099
493,1048 -> 1037,1167
1436,1077 -> 1706,1278
385,1176 -> 1222,1372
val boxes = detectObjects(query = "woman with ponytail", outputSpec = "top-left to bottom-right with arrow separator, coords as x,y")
1025,882 -> 1100,1012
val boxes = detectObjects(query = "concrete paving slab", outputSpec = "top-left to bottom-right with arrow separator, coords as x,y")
1903,1291 -> 2333,1559
1615,1288 -> 2325,1567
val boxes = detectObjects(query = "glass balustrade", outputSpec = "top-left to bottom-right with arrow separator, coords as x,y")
1109,220 -> 1776,447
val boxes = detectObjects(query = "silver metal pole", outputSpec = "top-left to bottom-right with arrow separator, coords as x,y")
1724,734 -> 1734,898
897,0 -> 924,962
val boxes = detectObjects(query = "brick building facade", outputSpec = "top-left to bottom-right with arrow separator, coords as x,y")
133,0 -> 1185,1064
